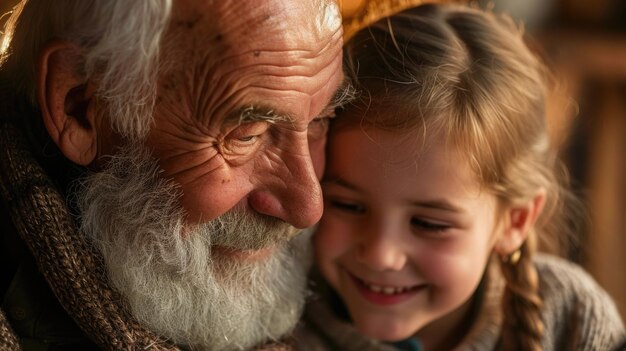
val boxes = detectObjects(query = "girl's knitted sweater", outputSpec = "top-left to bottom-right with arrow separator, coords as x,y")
294,254 -> 626,351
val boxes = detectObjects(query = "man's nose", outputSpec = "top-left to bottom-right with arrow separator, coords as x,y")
356,223 -> 407,272
247,141 -> 323,229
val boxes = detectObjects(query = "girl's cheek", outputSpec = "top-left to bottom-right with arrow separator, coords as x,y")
314,218 -> 351,260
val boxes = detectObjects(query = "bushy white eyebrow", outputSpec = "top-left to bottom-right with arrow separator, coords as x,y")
235,105 -> 293,125
228,78 -> 356,125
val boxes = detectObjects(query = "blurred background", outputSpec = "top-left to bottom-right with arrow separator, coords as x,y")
491,0 -> 626,322
2,0 -> 624,321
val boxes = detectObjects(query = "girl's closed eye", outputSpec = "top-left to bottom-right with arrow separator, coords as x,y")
410,217 -> 451,233
328,198 -> 366,214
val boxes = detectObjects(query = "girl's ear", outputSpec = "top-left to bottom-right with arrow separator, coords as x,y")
495,189 -> 547,255
37,41 -> 98,166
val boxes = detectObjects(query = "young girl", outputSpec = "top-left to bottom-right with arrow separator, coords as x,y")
295,3 -> 625,351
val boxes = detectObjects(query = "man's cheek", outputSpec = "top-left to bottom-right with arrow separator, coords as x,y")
177,172 -> 252,224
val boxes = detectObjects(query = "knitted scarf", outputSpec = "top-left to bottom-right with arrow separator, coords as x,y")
0,120 -> 291,351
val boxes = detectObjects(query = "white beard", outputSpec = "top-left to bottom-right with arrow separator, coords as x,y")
75,143 -> 312,350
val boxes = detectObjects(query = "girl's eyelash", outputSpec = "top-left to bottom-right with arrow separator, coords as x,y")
327,198 -> 450,232
329,199 -> 365,213
411,217 -> 450,232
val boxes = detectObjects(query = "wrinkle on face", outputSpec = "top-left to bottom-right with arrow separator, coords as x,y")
163,0 -> 344,127
180,1 -> 341,124
211,0 -> 342,50
192,46 -> 342,129
253,129 -> 309,171
147,0 -> 344,224
159,147 -> 223,179
253,146 -> 288,187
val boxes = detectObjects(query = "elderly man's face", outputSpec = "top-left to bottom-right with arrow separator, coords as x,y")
75,0 -> 344,349
148,0 -> 345,234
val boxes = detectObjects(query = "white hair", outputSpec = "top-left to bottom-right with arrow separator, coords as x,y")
0,0 -> 172,139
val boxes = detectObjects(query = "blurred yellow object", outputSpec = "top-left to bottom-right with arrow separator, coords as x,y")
340,0 -> 459,40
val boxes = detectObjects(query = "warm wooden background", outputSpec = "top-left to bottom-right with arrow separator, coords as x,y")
501,0 -> 626,322
2,0 -> 625,322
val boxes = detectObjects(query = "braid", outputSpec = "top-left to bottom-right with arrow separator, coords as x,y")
499,240 -> 545,351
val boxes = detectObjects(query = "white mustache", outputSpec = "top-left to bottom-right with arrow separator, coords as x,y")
204,209 -> 300,251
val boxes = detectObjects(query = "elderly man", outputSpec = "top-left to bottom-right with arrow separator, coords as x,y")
0,0 -> 349,350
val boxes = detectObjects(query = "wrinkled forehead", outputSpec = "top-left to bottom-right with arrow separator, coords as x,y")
157,0 -> 344,125
168,0 -> 342,50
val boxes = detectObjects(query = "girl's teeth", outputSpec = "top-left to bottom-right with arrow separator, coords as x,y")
365,282 -> 413,295
383,287 -> 395,294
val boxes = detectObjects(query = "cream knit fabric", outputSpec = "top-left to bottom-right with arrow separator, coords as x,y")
295,254 -> 626,351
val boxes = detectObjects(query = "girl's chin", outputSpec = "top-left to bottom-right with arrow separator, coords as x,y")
352,316 -> 419,342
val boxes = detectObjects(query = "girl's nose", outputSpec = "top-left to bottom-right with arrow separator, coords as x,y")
356,230 -> 407,272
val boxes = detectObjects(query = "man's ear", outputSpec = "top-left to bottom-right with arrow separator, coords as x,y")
37,41 -> 98,166
495,189 -> 547,255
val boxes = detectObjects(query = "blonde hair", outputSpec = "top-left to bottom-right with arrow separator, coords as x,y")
0,0 -> 172,139
343,4 -> 577,350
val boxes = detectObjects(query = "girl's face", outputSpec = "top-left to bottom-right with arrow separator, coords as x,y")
315,122 -> 503,344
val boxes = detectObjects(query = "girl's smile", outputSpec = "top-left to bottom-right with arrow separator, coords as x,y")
349,272 -> 428,306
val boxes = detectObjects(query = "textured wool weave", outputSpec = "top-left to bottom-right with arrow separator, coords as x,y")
294,255 -> 626,350
0,308 -> 19,351
0,120 -> 181,350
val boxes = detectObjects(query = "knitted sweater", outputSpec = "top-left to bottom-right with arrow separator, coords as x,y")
294,254 -> 626,351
